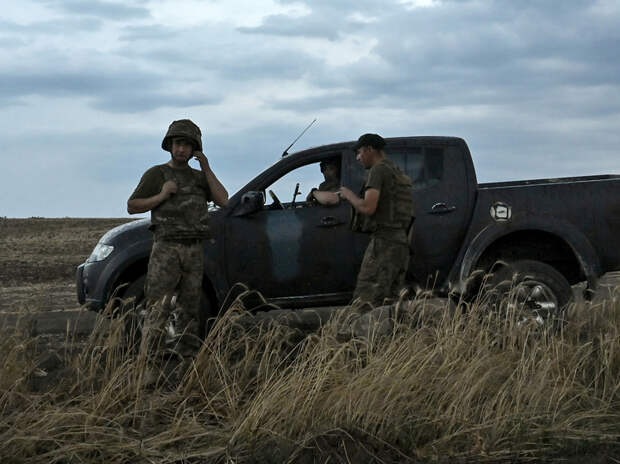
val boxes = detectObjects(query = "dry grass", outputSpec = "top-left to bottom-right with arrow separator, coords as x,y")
2,288 -> 620,463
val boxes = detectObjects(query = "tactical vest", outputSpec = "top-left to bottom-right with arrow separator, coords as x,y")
150,165 -> 210,240
352,158 -> 414,233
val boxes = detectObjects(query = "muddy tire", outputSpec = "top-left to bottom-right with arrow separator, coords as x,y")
485,260 -> 573,322
122,275 -> 147,352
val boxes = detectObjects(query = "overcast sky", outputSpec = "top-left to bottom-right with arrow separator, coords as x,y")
2,0 -> 619,217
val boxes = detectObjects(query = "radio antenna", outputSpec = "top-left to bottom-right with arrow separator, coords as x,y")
282,118 -> 317,157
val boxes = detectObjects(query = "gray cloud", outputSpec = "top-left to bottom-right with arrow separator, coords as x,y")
260,0 -> 620,118
239,0 -> 389,39
238,14 -> 345,40
92,90 -> 220,113
43,0 -> 150,20
0,70 -> 221,113
117,23 -> 325,82
0,36 -> 26,48
1,0 -> 619,217
119,24 -> 179,41
0,17 -> 103,36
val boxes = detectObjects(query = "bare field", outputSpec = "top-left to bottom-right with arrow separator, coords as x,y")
0,218 -> 132,312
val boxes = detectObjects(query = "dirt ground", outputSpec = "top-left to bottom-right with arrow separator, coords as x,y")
0,217 -> 133,313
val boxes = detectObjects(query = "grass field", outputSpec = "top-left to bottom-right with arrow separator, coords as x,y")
1,218 -> 620,463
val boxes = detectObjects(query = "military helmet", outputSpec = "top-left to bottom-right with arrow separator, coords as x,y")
161,119 -> 203,152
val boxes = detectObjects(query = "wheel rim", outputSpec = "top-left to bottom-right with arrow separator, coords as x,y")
504,279 -> 559,324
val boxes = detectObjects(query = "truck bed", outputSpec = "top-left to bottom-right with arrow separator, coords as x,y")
479,174 -> 620,190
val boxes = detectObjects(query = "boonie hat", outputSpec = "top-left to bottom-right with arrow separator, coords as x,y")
352,133 -> 386,151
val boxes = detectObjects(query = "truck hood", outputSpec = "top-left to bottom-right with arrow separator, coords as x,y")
99,218 -> 152,246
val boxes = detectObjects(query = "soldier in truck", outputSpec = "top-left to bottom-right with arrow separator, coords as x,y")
306,157 -> 341,206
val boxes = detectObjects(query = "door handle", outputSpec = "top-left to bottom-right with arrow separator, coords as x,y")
429,202 -> 457,214
317,216 -> 343,227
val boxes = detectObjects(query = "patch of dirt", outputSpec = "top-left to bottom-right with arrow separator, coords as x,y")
0,217 -> 132,304
0,282 -> 78,312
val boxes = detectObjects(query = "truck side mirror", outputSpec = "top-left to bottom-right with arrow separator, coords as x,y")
233,191 -> 265,217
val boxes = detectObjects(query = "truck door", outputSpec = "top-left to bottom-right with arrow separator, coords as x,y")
403,143 -> 474,286
224,155 -> 360,305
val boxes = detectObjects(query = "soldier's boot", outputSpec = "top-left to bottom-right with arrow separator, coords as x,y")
140,297 -> 173,356
137,296 -> 175,388
171,312 -> 202,358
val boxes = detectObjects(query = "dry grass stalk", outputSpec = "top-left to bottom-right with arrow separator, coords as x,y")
1,286 -> 620,463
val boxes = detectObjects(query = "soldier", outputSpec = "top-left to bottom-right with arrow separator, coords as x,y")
339,133 -> 414,306
127,119 -> 228,374
306,157 -> 341,204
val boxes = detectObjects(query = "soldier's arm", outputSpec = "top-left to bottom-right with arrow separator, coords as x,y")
127,181 -> 177,214
339,187 -> 380,215
194,151 -> 229,207
312,190 -> 340,206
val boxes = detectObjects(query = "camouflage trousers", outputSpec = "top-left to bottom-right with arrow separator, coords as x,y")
353,232 -> 410,307
140,239 -> 204,360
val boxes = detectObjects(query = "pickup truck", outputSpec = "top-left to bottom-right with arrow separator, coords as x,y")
77,136 -> 620,322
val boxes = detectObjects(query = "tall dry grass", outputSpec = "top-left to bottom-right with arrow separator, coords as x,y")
2,287 -> 620,463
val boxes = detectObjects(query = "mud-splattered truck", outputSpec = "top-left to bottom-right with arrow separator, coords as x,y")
77,136 -> 620,323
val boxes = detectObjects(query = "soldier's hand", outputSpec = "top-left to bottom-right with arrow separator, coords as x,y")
161,180 -> 178,198
338,187 -> 353,202
193,151 -> 210,171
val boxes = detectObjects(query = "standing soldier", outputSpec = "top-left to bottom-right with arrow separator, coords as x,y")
127,119 -> 228,376
339,133 -> 414,306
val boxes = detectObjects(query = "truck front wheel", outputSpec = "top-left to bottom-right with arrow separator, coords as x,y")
121,274 -> 215,349
485,260 -> 573,322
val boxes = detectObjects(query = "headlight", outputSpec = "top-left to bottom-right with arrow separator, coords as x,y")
87,243 -> 114,263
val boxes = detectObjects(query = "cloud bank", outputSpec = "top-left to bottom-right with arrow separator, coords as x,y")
1,0 -> 618,217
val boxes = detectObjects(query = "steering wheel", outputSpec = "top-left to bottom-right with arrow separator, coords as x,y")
268,190 -> 284,210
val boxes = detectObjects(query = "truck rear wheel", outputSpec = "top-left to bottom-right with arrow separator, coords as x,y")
485,260 -> 573,323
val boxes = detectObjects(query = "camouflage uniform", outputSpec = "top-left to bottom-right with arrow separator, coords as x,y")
141,240 -> 204,357
352,158 -> 413,306
354,230 -> 410,306
129,119 -> 212,359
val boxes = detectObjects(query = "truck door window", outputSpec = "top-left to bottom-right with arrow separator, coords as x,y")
389,147 -> 443,190
264,157 -> 342,207
425,148 -> 444,182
